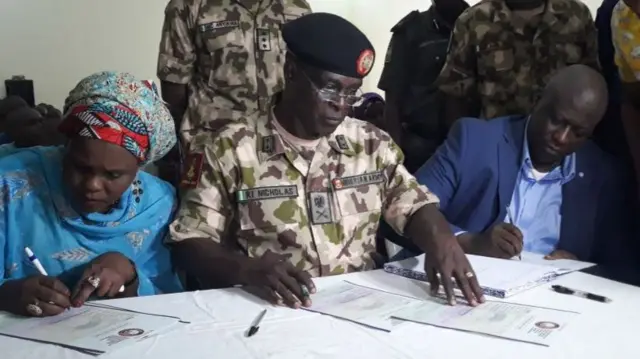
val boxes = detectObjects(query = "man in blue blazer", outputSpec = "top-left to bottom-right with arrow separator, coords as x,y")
384,65 -> 633,265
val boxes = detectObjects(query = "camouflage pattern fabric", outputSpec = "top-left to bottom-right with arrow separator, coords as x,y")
157,0 -> 312,142
168,113 -> 439,277
437,0 -> 599,119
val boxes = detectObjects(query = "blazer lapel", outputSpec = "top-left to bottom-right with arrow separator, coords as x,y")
497,118 -> 526,215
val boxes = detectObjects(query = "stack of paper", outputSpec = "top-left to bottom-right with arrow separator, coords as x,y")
0,303 -> 185,356
384,253 -> 595,298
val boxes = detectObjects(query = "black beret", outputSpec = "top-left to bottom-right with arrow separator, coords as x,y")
283,13 -> 375,79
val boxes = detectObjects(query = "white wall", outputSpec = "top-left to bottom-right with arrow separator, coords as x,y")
0,0 -> 603,108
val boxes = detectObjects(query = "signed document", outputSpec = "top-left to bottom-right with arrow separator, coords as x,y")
392,298 -> 578,346
0,304 -> 183,355
306,281 -> 420,331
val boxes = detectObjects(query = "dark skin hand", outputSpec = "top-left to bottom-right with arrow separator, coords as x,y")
0,276 -> 71,317
458,223 -> 524,259
71,252 -> 138,307
405,204 -> 485,306
171,239 -> 316,309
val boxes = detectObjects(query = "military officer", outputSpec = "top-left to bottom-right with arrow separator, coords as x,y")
168,13 -> 484,309
156,0 -> 312,183
438,0 -> 599,128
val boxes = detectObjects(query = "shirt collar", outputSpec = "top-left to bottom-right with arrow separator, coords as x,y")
521,119 -> 575,184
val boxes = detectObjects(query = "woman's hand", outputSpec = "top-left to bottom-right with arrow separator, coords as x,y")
71,252 -> 137,307
0,276 -> 71,317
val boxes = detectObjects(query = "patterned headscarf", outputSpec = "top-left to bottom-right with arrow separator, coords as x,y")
60,71 -> 176,166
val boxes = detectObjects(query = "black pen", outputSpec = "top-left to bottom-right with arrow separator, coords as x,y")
551,285 -> 612,303
247,309 -> 267,337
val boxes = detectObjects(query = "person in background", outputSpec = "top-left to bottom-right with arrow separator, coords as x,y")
438,0 -> 599,129
168,13 -> 484,309
0,96 -> 28,145
350,92 -> 385,129
156,0 -> 312,185
0,97 -> 66,156
378,0 -> 469,173
0,72 -> 183,318
612,0 -> 640,203
384,65 -> 631,266
593,0 -> 632,163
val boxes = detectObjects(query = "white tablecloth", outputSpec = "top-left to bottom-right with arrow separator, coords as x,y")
3,269 -> 639,358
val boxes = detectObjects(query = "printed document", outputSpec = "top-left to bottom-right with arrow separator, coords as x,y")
306,281 -> 420,331
0,304 -> 182,355
393,298 -> 578,346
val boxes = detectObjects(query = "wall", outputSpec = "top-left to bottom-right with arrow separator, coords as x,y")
0,0 -> 604,107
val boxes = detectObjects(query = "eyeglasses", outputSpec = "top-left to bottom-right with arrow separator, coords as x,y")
300,70 -> 363,106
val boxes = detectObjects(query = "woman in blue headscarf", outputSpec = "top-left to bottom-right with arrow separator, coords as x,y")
0,72 -> 183,317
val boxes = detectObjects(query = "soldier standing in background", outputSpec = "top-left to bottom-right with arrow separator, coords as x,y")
156,0 -> 311,184
378,0 -> 469,173
438,0 -> 599,129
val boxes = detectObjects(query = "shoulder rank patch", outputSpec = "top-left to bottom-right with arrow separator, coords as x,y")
262,135 -> 275,154
180,153 -> 204,189
199,20 -> 239,33
236,185 -> 298,203
332,171 -> 385,190
335,135 -> 349,150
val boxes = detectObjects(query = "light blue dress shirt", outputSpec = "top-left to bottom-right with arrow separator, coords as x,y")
505,127 -> 576,254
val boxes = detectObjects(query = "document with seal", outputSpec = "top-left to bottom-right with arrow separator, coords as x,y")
0,303 -> 184,355
305,281 -> 420,331
392,298 -> 579,346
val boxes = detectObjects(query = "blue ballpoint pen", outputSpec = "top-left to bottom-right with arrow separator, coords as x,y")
25,247 -> 48,276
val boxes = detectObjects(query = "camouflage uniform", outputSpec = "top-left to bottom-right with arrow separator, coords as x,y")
168,114 -> 439,277
157,0 -> 312,143
437,0 -> 599,120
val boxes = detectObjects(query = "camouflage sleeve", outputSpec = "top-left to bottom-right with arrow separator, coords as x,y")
579,5 -> 601,70
157,0 -> 198,84
168,138 -> 237,244
436,16 -> 476,98
380,139 -> 440,235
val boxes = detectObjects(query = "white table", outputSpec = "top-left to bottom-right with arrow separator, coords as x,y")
3,269 -> 640,358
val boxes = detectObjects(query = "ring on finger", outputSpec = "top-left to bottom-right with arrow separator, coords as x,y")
87,276 -> 101,288
465,271 -> 475,278
26,300 -> 43,316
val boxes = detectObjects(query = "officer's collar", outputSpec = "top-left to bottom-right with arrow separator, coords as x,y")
257,113 -> 356,162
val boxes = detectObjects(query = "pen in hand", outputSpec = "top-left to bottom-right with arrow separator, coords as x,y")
505,207 -> 521,260
25,247 -> 48,276
25,247 -> 124,293
247,309 -> 267,337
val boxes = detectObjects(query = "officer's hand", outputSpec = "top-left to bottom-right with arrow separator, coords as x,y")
474,223 -> 523,259
239,252 -> 316,309
544,249 -> 577,260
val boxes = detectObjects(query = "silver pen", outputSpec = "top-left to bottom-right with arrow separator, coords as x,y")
505,206 -> 521,260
